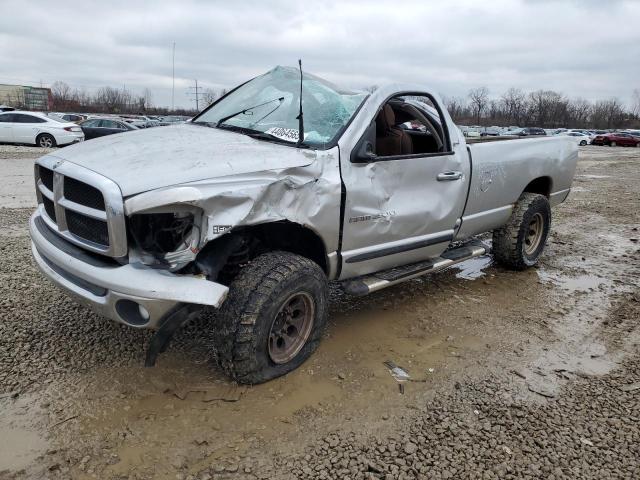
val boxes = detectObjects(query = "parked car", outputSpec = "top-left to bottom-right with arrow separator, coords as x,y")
50,113 -> 87,123
480,126 -> 501,136
591,132 -> 640,147
523,127 -> 546,136
0,110 -> 83,147
559,131 -> 590,146
505,127 -> 546,137
29,66 -> 578,383
622,129 -> 640,138
79,118 -> 139,140
121,117 -> 148,129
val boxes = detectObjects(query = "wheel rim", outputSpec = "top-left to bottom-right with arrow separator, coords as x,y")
40,136 -> 52,148
268,292 -> 315,364
611,142 -> 616,147
524,213 -> 544,256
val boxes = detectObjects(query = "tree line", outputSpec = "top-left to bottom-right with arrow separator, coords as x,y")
41,81 -> 640,129
48,81 -> 200,116
444,87 -> 640,129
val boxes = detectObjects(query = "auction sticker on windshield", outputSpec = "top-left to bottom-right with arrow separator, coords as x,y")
265,127 -> 300,142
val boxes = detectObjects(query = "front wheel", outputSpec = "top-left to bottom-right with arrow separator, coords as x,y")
36,133 -> 56,148
213,251 -> 328,384
579,140 -> 587,146
610,141 -> 617,147
493,193 -> 551,270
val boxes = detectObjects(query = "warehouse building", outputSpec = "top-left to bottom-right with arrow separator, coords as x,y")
0,84 -> 52,111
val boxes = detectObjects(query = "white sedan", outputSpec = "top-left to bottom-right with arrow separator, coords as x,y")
0,110 -> 84,148
558,131 -> 590,146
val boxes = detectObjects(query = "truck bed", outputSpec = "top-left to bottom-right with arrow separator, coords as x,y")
455,136 -> 578,239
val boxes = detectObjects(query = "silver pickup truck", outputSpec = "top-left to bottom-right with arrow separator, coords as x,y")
29,66 -> 578,383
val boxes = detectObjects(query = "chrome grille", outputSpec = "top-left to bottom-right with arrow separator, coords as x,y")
63,176 -> 105,210
35,159 -> 127,257
66,210 -> 110,246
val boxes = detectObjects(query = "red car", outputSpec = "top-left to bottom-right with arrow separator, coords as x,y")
591,132 -> 640,147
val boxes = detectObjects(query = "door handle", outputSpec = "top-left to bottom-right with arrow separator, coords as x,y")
437,171 -> 463,181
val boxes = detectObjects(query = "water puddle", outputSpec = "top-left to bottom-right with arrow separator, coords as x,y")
453,255 -> 492,280
575,174 -> 610,179
537,269 -> 612,293
0,395 -> 49,473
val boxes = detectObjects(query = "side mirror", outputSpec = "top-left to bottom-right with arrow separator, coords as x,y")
355,140 -> 377,163
351,122 -> 377,163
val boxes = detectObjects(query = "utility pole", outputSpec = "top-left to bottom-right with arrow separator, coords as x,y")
171,41 -> 175,111
186,79 -> 203,111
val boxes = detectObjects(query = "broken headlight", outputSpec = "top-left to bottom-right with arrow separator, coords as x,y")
128,208 -> 202,270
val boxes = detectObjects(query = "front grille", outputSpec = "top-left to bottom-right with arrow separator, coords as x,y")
66,210 -> 109,246
40,167 -> 54,191
64,176 -> 105,210
35,159 -> 126,257
42,197 -> 56,222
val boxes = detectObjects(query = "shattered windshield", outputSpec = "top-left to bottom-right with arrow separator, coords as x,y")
193,66 -> 368,148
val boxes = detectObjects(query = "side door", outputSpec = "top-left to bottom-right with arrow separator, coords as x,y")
337,92 -> 471,279
80,119 -> 100,139
102,119 -> 127,135
0,113 -> 15,142
12,114 -> 47,144
619,134 -> 632,146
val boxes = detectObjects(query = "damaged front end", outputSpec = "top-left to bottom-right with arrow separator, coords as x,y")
128,205 -> 204,271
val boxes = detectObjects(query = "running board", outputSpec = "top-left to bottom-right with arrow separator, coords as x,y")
341,243 -> 488,296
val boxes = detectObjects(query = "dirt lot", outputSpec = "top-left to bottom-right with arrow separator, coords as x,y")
1,145 -> 639,479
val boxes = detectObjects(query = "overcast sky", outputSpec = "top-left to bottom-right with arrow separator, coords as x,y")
1,0 -> 638,109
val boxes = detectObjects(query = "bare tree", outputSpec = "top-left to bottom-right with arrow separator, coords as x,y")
442,95 -> 467,121
592,98 -> 626,129
202,88 -> 221,106
143,88 -> 153,110
500,88 -> 527,126
468,87 -> 489,125
51,81 -> 74,110
567,98 -> 591,128
632,89 -> 640,118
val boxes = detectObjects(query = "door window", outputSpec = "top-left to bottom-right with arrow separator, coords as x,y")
373,95 -> 449,158
13,114 -> 46,123
0,114 -> 14,122
99,119 -> 120,129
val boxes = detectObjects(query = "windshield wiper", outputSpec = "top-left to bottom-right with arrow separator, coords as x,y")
215,97 -> 285,127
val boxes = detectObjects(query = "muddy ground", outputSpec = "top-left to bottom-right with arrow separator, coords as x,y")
0,145 -> 639,479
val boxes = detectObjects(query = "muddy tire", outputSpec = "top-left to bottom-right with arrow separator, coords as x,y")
492,193 -> 551,270
213,251 -> 328,384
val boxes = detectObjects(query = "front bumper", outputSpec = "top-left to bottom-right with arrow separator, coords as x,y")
29,210 -> 228,329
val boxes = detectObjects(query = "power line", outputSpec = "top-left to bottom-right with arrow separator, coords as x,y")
186,79 -> 204,111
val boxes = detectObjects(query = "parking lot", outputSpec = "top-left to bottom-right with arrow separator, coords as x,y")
1,144 -> 639,479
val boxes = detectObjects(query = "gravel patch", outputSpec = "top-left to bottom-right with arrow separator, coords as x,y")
284,348 -> 640,480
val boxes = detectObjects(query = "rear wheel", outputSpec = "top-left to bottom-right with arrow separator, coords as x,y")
213,251 -> 328,384
36,133 -> 56,148
493,193 -> 551,270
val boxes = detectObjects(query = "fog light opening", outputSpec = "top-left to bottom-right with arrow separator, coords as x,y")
138,304 -> 150,321
115,299 -> 151,327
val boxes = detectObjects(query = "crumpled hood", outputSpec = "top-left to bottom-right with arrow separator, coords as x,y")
48,124 -> 317,196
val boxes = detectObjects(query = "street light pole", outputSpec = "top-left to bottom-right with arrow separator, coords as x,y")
171,41 -> 175,111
